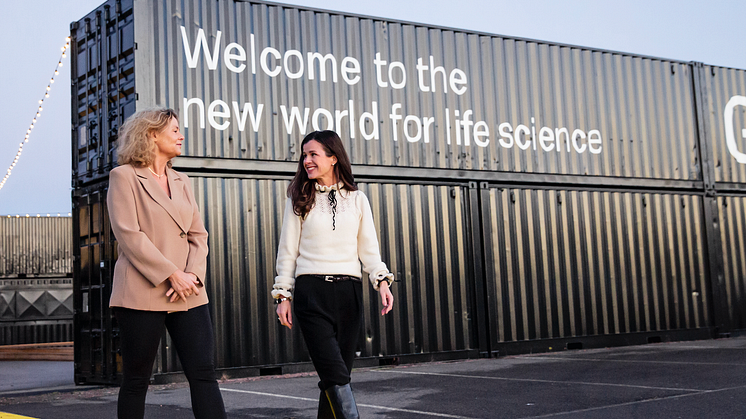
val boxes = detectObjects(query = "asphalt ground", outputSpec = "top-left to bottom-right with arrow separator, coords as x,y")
1,336 -> 745,418
0,362 -> 76,396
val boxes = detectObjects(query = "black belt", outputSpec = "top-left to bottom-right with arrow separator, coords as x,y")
298,274 -> 362,283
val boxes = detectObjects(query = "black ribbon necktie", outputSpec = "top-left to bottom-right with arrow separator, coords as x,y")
328,189 -> 337,230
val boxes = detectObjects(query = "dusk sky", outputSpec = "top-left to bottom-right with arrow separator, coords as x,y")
2,0 -> 745,215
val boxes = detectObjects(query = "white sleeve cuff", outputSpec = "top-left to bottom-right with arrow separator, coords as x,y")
272,276 -> 295,299
271,286 -> 293,300
370,271 -> 394,291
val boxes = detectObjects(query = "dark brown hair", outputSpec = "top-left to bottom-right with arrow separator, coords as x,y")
288,130 -> 357,218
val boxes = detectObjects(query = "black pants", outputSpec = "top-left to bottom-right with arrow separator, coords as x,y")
294,275 -> 363,391
114,305 -> 226,419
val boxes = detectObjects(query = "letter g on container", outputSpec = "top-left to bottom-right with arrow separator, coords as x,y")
724,95 -> 746,164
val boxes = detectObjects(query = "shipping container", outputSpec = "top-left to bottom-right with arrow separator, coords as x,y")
71,0 -> 746,384
0,216 -> 73,345
72,184 -> 119,383
1,216 -> 73,277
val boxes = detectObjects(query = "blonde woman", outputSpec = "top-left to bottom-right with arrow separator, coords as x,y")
107,108 -> 226,419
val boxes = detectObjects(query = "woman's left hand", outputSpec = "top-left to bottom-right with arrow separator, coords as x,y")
379,281 -> 394,315
166,270 -> 201,303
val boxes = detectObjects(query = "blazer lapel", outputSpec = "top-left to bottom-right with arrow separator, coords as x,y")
167,169 -> 190,232
134,166 -> 188,233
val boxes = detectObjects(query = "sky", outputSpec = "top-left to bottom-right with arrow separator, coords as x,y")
1,0 -> 745,216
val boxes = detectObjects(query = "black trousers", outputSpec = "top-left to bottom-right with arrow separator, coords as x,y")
294,275 -> 363,391
114,305 -> 226,419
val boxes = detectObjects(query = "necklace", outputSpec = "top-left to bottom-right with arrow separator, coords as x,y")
148,166 -> 165,179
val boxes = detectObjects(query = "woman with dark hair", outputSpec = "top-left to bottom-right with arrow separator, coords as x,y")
274,130 -> 395,418
107,108 -> 226,419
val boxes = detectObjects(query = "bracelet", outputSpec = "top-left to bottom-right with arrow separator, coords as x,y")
274,297 -> 289,305
376,277 -> 393,288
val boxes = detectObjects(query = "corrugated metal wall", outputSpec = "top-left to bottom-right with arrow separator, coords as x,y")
69,0 -> 746,383
0,321 -> 73,346
0,217 -> 73,277
355,181 -> 473,356
0,216 -> 73,345
718,195 -> 746,330
480,187 -> 709,348
698,65 -> 746,332
153,176 -> 476,374
135,0 -> 700,181
701,66 -> 746,184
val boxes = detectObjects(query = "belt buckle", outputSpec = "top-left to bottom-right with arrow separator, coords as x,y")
324,275 -> 334,282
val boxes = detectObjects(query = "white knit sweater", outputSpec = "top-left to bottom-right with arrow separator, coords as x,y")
272,183 -> 394,300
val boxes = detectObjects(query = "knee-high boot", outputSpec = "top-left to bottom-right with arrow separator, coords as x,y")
318,389 -> 335,419
324,384 -> 360,419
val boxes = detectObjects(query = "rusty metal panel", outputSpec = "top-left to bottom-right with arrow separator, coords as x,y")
701,66 -> 746,184
481,187 -> 709,345
0,216 -> 73,277
107,0 -> 699,180
148,176 -> 475,374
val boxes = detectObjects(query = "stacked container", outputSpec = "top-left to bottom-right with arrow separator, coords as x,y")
71,0 -> 746,384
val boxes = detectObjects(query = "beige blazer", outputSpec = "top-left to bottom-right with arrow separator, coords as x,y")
107,164 -> 209,311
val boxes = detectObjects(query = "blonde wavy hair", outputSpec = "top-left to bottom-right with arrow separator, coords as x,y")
116,108 -> 178,167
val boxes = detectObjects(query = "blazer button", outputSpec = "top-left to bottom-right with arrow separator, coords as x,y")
180,232 -> 186,238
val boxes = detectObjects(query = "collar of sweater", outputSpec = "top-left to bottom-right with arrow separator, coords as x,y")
314,182 -> 344,192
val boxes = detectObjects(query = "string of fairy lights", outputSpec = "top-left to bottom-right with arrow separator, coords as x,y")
0,36 -> 71,191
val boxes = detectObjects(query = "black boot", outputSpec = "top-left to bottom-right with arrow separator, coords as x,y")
318,389 -> 335,419
324,384 -> 360,419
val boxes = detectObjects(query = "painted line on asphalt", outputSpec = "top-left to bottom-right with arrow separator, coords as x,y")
220,387 -> 475,418
0,413 -> 38,419
525,355 -> 746,367
374,370 -> 700,392
221,387 -> 317,402
649,345 -> 746,350
519,383 -> 746,418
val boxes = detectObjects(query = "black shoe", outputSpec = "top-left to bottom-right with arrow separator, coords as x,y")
324,384 -> 360,419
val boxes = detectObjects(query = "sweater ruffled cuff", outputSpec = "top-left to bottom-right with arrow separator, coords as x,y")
371,271 -> 394,291
272,276 -> 294,300
271,286 -> 293,300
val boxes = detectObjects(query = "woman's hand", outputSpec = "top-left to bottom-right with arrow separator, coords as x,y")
276,299 -> 293,329
166,270 -> 201,303
379,281 -> 394,315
